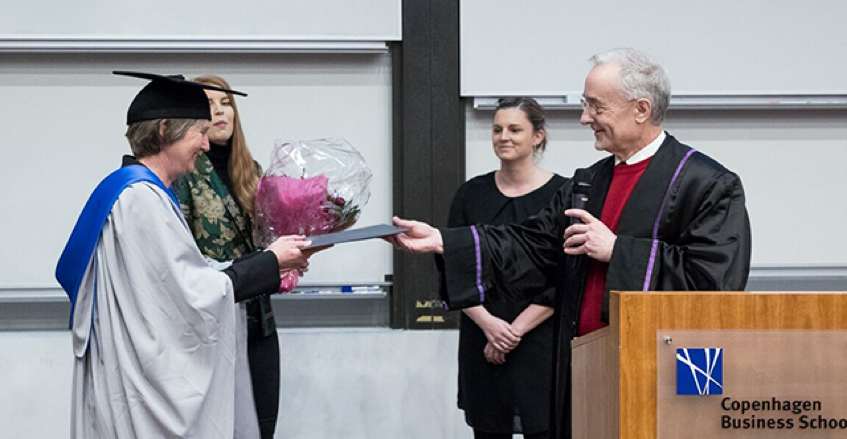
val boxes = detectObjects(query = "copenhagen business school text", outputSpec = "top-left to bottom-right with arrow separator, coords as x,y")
722,397 -> 847,430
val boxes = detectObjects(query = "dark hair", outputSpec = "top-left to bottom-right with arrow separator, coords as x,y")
495,97 -> 548,152
125,119 -> 201,158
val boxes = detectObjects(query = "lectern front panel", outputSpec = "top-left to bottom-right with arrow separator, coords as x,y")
656,330 -> 847,438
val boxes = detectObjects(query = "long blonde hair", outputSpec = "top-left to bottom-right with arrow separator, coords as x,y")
192,75 -> 259,215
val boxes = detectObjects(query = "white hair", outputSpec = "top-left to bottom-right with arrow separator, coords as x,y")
589,47 -> 671,124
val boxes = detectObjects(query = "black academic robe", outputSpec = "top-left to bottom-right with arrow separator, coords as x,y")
437,133 -> 752,439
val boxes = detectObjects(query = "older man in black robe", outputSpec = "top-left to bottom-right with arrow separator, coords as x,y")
390,47 -> 752,439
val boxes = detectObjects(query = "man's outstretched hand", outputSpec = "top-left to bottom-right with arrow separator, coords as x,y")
384,216 -> 444,255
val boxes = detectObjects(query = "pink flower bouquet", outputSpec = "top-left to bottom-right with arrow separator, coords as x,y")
254,138 -> 372,292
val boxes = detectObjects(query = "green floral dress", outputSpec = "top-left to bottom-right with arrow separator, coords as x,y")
174,153 -> 256,260
173,153 -> 276,335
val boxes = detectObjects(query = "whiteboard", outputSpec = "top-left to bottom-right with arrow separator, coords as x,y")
0,0 -> 401,43
461,0 -> 847,96
0,53 -> 393,288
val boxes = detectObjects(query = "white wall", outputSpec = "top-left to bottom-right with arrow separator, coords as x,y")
467,105 -> 847,266
0,329 -> 473,439
0,331 -> 73,439
277,329 -> 470,439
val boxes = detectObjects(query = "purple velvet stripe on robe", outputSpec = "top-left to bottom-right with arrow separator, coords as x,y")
470,225 -> 485,303
643,148 -> 698,291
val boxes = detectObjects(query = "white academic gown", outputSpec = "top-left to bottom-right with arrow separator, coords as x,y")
70,182 -> 260,439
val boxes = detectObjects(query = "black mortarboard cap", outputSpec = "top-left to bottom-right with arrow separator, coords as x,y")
114,71 -> 247,125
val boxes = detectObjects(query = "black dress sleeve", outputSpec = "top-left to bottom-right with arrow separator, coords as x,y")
223,251 -> 282,302
439,181 -> 573,309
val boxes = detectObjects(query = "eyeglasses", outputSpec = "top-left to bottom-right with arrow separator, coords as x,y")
579,98 -> 603,116
580,97 -> 638,116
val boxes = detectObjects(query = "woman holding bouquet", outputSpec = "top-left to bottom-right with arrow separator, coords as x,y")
59,71 -> 315,439
174,75 -> 281,439
449,98 -> 565,439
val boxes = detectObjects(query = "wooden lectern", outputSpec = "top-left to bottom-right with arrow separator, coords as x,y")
571,291 -> 847,439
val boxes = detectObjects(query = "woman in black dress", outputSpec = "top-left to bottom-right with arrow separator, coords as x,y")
449,97 -> 566,439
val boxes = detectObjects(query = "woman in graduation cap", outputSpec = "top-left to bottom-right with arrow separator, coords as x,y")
173,75 -> 281,439
56,71 -> 324,439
